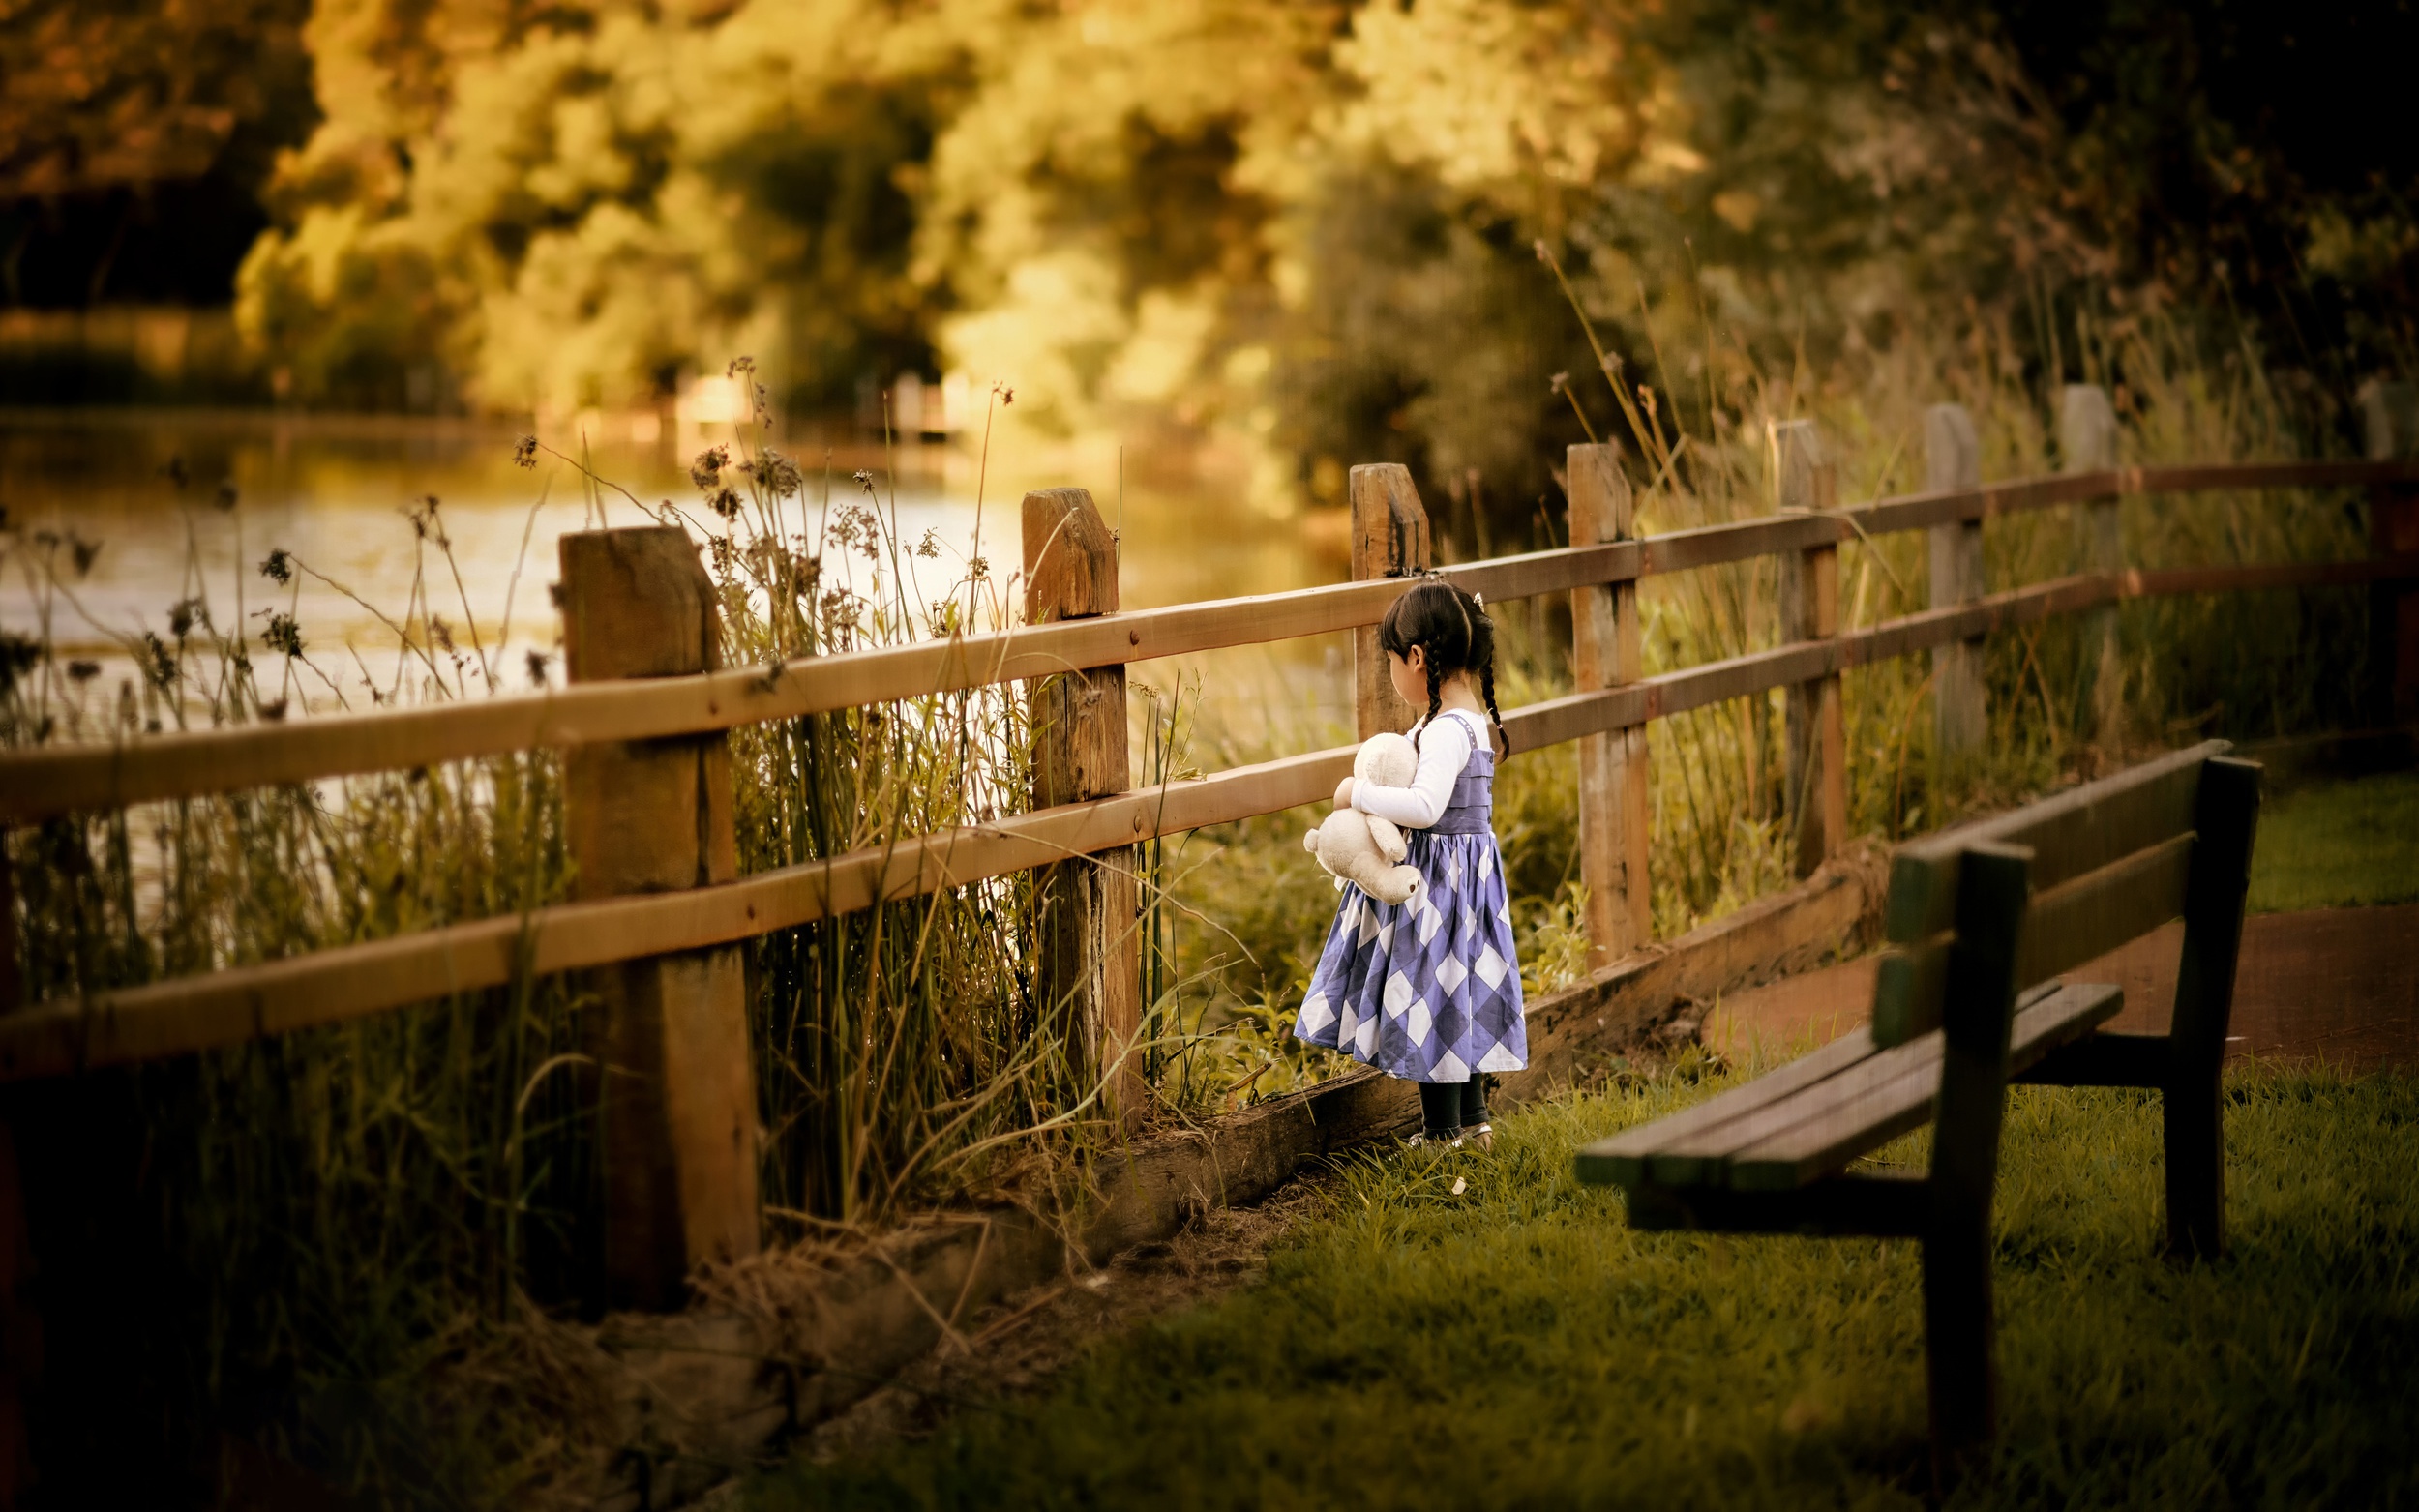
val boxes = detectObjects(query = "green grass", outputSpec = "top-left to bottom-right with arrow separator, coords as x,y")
751,1062 -> 2419,1510
2249,769 -> 2419,913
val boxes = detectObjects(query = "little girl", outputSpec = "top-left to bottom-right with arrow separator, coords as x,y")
1293,579 -> 1527,1150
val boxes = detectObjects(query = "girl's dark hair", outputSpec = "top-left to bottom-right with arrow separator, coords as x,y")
1378,578 -> 1508,756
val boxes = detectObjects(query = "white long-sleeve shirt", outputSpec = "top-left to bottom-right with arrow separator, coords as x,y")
1350,708 -> 1484,829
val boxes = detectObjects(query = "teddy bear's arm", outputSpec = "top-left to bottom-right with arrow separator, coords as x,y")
1365,815 -> 1409,864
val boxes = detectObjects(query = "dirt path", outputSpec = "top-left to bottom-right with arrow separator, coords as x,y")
1709,904 -> 2419,1069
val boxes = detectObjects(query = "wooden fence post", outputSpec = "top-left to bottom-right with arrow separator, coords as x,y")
1568,445 -> 1651,964
2060,384 -> 2123,749
1926,403 -> 1986,768
2360,380 -> 2419,723
560,526 -> 759,1311
1350,464 -> 1432,739
1772,420 -> 1845,878
1023,488 -> 1143,1129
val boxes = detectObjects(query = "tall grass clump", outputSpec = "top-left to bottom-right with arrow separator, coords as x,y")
1151,292 -> 2381,1105
4,496 -> 590,1504
686,370 -> 1112,1227
1526,270 -> 2376,936
0,373 -> 1144,1503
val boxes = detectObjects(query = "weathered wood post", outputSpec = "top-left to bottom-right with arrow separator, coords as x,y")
1022,488 -> 1143,1129
559,526 -> 759,1310
2060,384 -> 2123,749
1771,420 -> 1846,878
2360,380 -> 2419,723
1926,403 -> 1986,769
1568,444 -> 1651,964
1350,464 -> 1432,738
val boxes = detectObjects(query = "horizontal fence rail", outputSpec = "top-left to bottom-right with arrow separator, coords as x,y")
7,457 -> 2414,825
5,548 -> 2413,1082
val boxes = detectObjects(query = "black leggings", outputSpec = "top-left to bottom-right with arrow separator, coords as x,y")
1418,1078 -> 1489,1139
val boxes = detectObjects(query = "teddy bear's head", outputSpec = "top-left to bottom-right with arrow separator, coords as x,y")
1354,730 -> 1419,788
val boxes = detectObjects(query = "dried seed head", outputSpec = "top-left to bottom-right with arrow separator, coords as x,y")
0,632 -> 38,698
261,611 -> 305,658
744,448 -> 804,499
140,632 -> 177,690
260,548 -> 293,586
513,434 -> 540,469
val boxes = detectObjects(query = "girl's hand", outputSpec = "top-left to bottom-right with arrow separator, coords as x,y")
1332,775 -> 1356,809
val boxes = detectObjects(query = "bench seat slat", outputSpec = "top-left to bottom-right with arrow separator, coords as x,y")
1642,1032 -> 1949,1187
1572,1027 -> 1877,1187
1726,982 -> 2125,1191
1576,982 -> 2071,1190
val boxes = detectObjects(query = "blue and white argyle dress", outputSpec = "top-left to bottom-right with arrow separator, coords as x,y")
1294,708 -> 1528,1082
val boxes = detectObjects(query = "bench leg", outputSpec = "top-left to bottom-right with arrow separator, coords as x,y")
2162,755 -> 2257,1261
1922,1214 -> 1996,1483
2164,1063 -> 2225,1260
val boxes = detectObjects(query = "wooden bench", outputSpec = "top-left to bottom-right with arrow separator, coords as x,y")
1574,741 -> 2261,1464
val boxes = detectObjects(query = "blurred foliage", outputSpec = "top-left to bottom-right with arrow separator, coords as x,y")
224,1 -> 2417,493
0,0 -> 316,306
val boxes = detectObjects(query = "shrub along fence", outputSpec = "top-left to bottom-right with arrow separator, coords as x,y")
2,385 -> 2416,1312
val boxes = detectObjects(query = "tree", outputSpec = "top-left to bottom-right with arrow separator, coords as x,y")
0,0 -> 315,306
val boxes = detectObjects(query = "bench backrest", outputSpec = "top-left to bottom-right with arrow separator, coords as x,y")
1870,741 -> 2261,1047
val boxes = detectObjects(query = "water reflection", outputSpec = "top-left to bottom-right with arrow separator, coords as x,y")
1,409 -> 1351,741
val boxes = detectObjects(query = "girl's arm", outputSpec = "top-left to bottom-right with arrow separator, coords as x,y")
1349,715 -> 1473,829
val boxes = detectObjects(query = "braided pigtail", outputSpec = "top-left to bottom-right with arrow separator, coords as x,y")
1479,661 -> 1508,757
1419,645 -> 1444,749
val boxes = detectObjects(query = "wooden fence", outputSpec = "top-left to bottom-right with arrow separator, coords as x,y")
4,385 -> 2417,1305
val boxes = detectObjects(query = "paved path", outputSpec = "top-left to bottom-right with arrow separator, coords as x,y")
1706,904 -> 2419,1071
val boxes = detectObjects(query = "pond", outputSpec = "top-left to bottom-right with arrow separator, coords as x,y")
0,408 -> 1354,743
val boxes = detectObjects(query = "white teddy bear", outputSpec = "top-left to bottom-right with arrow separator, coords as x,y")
1303,731 -> 1424,905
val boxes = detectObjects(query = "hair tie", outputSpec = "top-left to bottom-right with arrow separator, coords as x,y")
1472,591 -> 1483,607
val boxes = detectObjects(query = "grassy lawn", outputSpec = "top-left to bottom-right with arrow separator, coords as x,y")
751,1061 -> 2419,1510
2249,768 -> 2419,912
